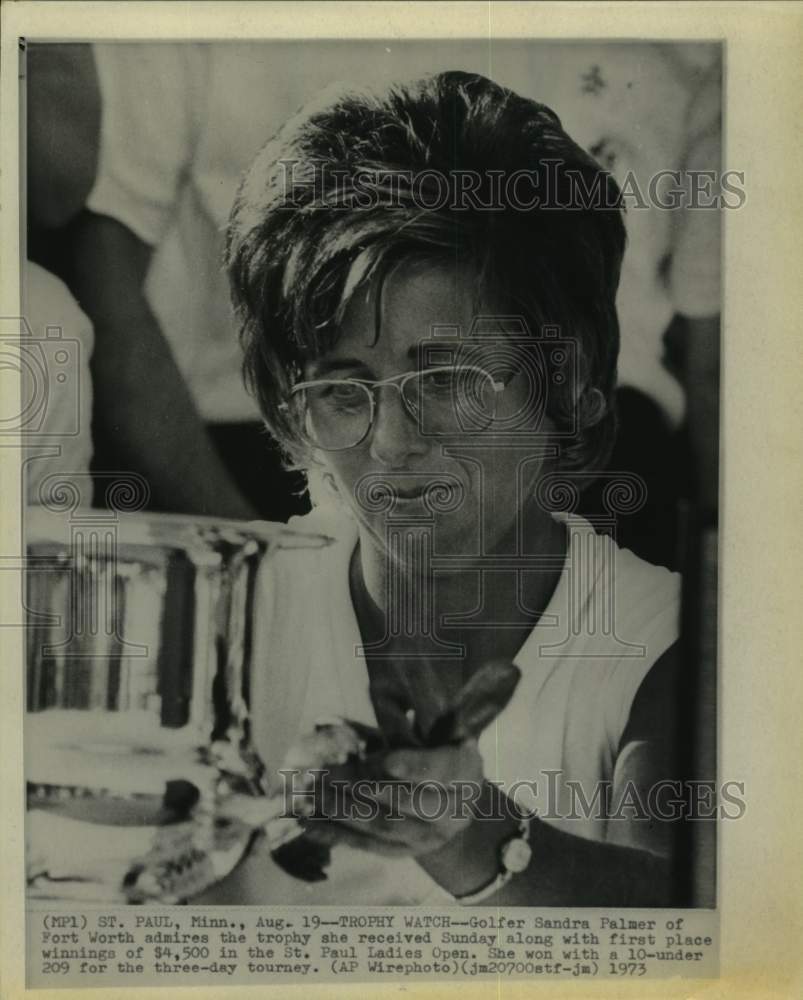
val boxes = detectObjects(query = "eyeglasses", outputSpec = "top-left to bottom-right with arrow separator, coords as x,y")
281,365 -> 506,451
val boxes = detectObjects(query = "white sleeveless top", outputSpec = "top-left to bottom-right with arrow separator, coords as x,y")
222,510 -> 680,905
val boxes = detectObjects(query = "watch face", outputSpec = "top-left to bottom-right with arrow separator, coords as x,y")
502,836 -> 532,874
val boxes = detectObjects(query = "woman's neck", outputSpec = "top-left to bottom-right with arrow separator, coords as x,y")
352,503 -> 568,654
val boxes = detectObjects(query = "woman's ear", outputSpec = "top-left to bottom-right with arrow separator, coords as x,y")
580,387 -> 608,428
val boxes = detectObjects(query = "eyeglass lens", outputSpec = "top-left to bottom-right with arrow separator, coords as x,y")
300,369 -> 498,450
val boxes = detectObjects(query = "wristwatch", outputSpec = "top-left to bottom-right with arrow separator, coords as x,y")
454,814 -> 533,905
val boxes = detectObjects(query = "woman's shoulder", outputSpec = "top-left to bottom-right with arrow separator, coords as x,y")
533,517 -> 683,755
598,540 -> 683,753
258,508 -> 357,602
281,509 -> 357,566
558,514 -> 681,635
286,506 -> 358,539
611,538 -> 682,619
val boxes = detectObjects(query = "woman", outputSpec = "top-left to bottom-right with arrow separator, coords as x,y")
217,71 -> 698,906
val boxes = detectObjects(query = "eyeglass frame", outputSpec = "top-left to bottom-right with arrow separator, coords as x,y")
279,364 -> 508,452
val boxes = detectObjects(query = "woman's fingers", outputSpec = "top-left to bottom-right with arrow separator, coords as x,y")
312,784 -> 461,854
302,818 -> 410,858
384,739 -> 483,785
368,778 -> 469,825
318,786 -> 430,841
275,739 -> 486,860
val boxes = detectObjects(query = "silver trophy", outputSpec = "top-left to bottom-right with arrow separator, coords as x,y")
24,502 -> 332,903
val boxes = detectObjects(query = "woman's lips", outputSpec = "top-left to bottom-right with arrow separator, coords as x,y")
360,476 -> 463,508
388,482 -> 458,502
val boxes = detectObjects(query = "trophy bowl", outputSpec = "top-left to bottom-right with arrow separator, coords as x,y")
24,506 -> 332,904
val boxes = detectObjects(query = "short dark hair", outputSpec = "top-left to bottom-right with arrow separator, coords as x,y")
226,70 -> 626,472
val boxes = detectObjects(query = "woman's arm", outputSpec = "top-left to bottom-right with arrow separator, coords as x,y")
432,642 -> 706,906
323,642 -> 708,906
65,211 -> 257,519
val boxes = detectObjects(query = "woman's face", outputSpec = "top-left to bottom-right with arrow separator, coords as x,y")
305,262 -> 555,559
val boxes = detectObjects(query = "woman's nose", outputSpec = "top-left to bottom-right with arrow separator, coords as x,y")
368,385 -> 428,467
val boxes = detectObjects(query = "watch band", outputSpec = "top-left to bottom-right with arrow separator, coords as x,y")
454,813 -> 533,906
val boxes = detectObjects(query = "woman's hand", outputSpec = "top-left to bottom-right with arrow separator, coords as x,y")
299,738 -> 523,896
295,739 -> 483,858
331,739 -> 485,856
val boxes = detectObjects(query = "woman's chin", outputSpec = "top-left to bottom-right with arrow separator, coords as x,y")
396,517 -> 480,562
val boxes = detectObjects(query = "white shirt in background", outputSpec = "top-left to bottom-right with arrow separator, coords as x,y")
22,261 -> 94,508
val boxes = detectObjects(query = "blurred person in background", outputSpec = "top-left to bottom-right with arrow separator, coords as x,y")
26,43 -> 259,520
24,44 -> 98,508
20,263 -> 95,509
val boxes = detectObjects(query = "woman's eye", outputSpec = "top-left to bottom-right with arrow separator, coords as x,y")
323,383 -> 364,404
423,370 -> 456,392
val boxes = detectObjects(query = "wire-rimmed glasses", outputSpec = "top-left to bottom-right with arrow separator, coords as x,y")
281,365 -> 506,451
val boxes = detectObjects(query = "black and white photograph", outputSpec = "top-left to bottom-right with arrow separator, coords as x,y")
4,1 -> 802,993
